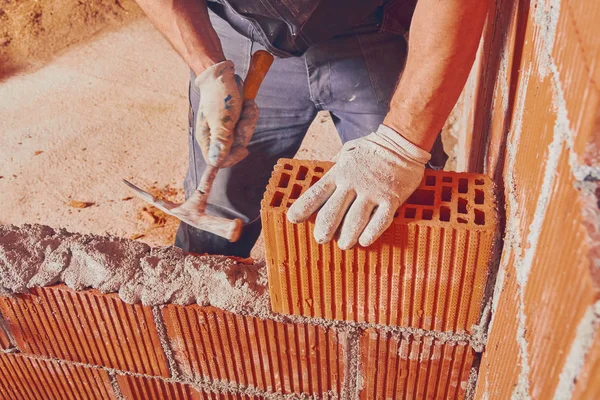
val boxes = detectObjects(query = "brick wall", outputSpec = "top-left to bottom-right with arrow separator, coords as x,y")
0,204 -> 493,400
448,0 -> 600,397
0,156 -> 495,400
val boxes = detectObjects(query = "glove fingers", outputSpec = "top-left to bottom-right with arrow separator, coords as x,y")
196,117 -> 211,162
234,100 -> 258,148
207,125 -> 235,166
219,146 -> 249,168
337,198 -> 375,250
358,202 -> 397,247
314,187 -> 356,244
287,177 -> 335,224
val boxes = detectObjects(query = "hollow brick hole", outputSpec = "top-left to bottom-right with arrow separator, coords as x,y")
440,206 -> 451,222
278,173 -> 290,188
425,175 -> 436,186
458,178 -> 469,193
442,186 -> 452,202
283,163 -> 293,170
458,198 -> 468,214
422,209 -> 434,220
404,208 -> 416,219
475,189 -> 484,204
406,189 -> 435,206
270,191 -> 284,207
475,209 -> 486,225
289,184 -> 302,200
296,166 -> 308,180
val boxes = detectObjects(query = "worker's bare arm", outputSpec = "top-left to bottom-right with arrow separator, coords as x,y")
383,0 -> 490,151
134,0 -> 225,75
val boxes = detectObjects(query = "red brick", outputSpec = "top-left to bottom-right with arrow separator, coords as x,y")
261,159 -> 497,332
358,329 -> 474,399
0,285 -> 170,377
0,352 -> 115,400
161,304 -> 346,397
116,375 -> 262,400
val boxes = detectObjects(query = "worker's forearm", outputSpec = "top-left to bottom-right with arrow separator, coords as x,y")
383,0 -> 489,151
134,0 -> 225,75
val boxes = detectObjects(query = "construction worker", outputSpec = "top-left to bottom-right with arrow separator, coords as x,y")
134,0 -> 489,257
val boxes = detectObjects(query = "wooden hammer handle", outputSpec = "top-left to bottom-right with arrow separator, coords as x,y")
243,50 -> 275,101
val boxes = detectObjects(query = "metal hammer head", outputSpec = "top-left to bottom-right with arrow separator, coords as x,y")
122,179 -> 243,242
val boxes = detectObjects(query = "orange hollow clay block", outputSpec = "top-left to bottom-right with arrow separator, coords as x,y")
161,304 -> 346,397
0,352 -> 116,400
0,285 -> 171,377
261,159 -> 498,332
358,329 -> 474,400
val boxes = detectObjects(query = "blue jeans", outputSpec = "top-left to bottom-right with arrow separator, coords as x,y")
175,13 -> 446,257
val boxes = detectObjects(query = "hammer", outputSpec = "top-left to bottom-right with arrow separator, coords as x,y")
123,50 -> 274,242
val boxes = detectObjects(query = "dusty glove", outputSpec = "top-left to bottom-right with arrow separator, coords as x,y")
287,124 -> 431,249
195,60 -> 258,167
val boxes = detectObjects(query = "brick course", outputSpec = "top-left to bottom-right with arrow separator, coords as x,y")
161,304 -> 347,397
116,375 -> 261,400
0,352 -> 115,400
358,330 -> 474,400
0,285 -> 170,377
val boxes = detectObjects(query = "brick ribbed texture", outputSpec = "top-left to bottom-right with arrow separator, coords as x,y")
261,159 -> 497,332
358,330 -> 474,399
116,375 -> 260,400
0,352 -> 115,400
161,304 -> 346,397
0,285 -> 170,377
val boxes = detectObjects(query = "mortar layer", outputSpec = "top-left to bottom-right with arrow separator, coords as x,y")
0,224 -> 268,315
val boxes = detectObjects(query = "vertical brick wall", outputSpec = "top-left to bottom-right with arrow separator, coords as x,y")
448,0 -> 600,397
261,159 -> 497,333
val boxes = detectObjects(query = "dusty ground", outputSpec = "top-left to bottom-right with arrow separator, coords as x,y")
0,0 -> 143,81
0,18 -> 340,259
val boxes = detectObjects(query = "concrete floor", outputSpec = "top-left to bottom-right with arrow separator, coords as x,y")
0,19 -> 340,258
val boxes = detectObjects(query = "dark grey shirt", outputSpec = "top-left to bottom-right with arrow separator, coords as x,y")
207,0 -> 417,57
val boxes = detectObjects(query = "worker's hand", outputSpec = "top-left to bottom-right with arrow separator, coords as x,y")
195,60 -> 258,167
287,124 -> 431,249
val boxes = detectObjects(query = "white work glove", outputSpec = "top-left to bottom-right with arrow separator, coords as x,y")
287,124 -> 431,250
195,60 -> 258,168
